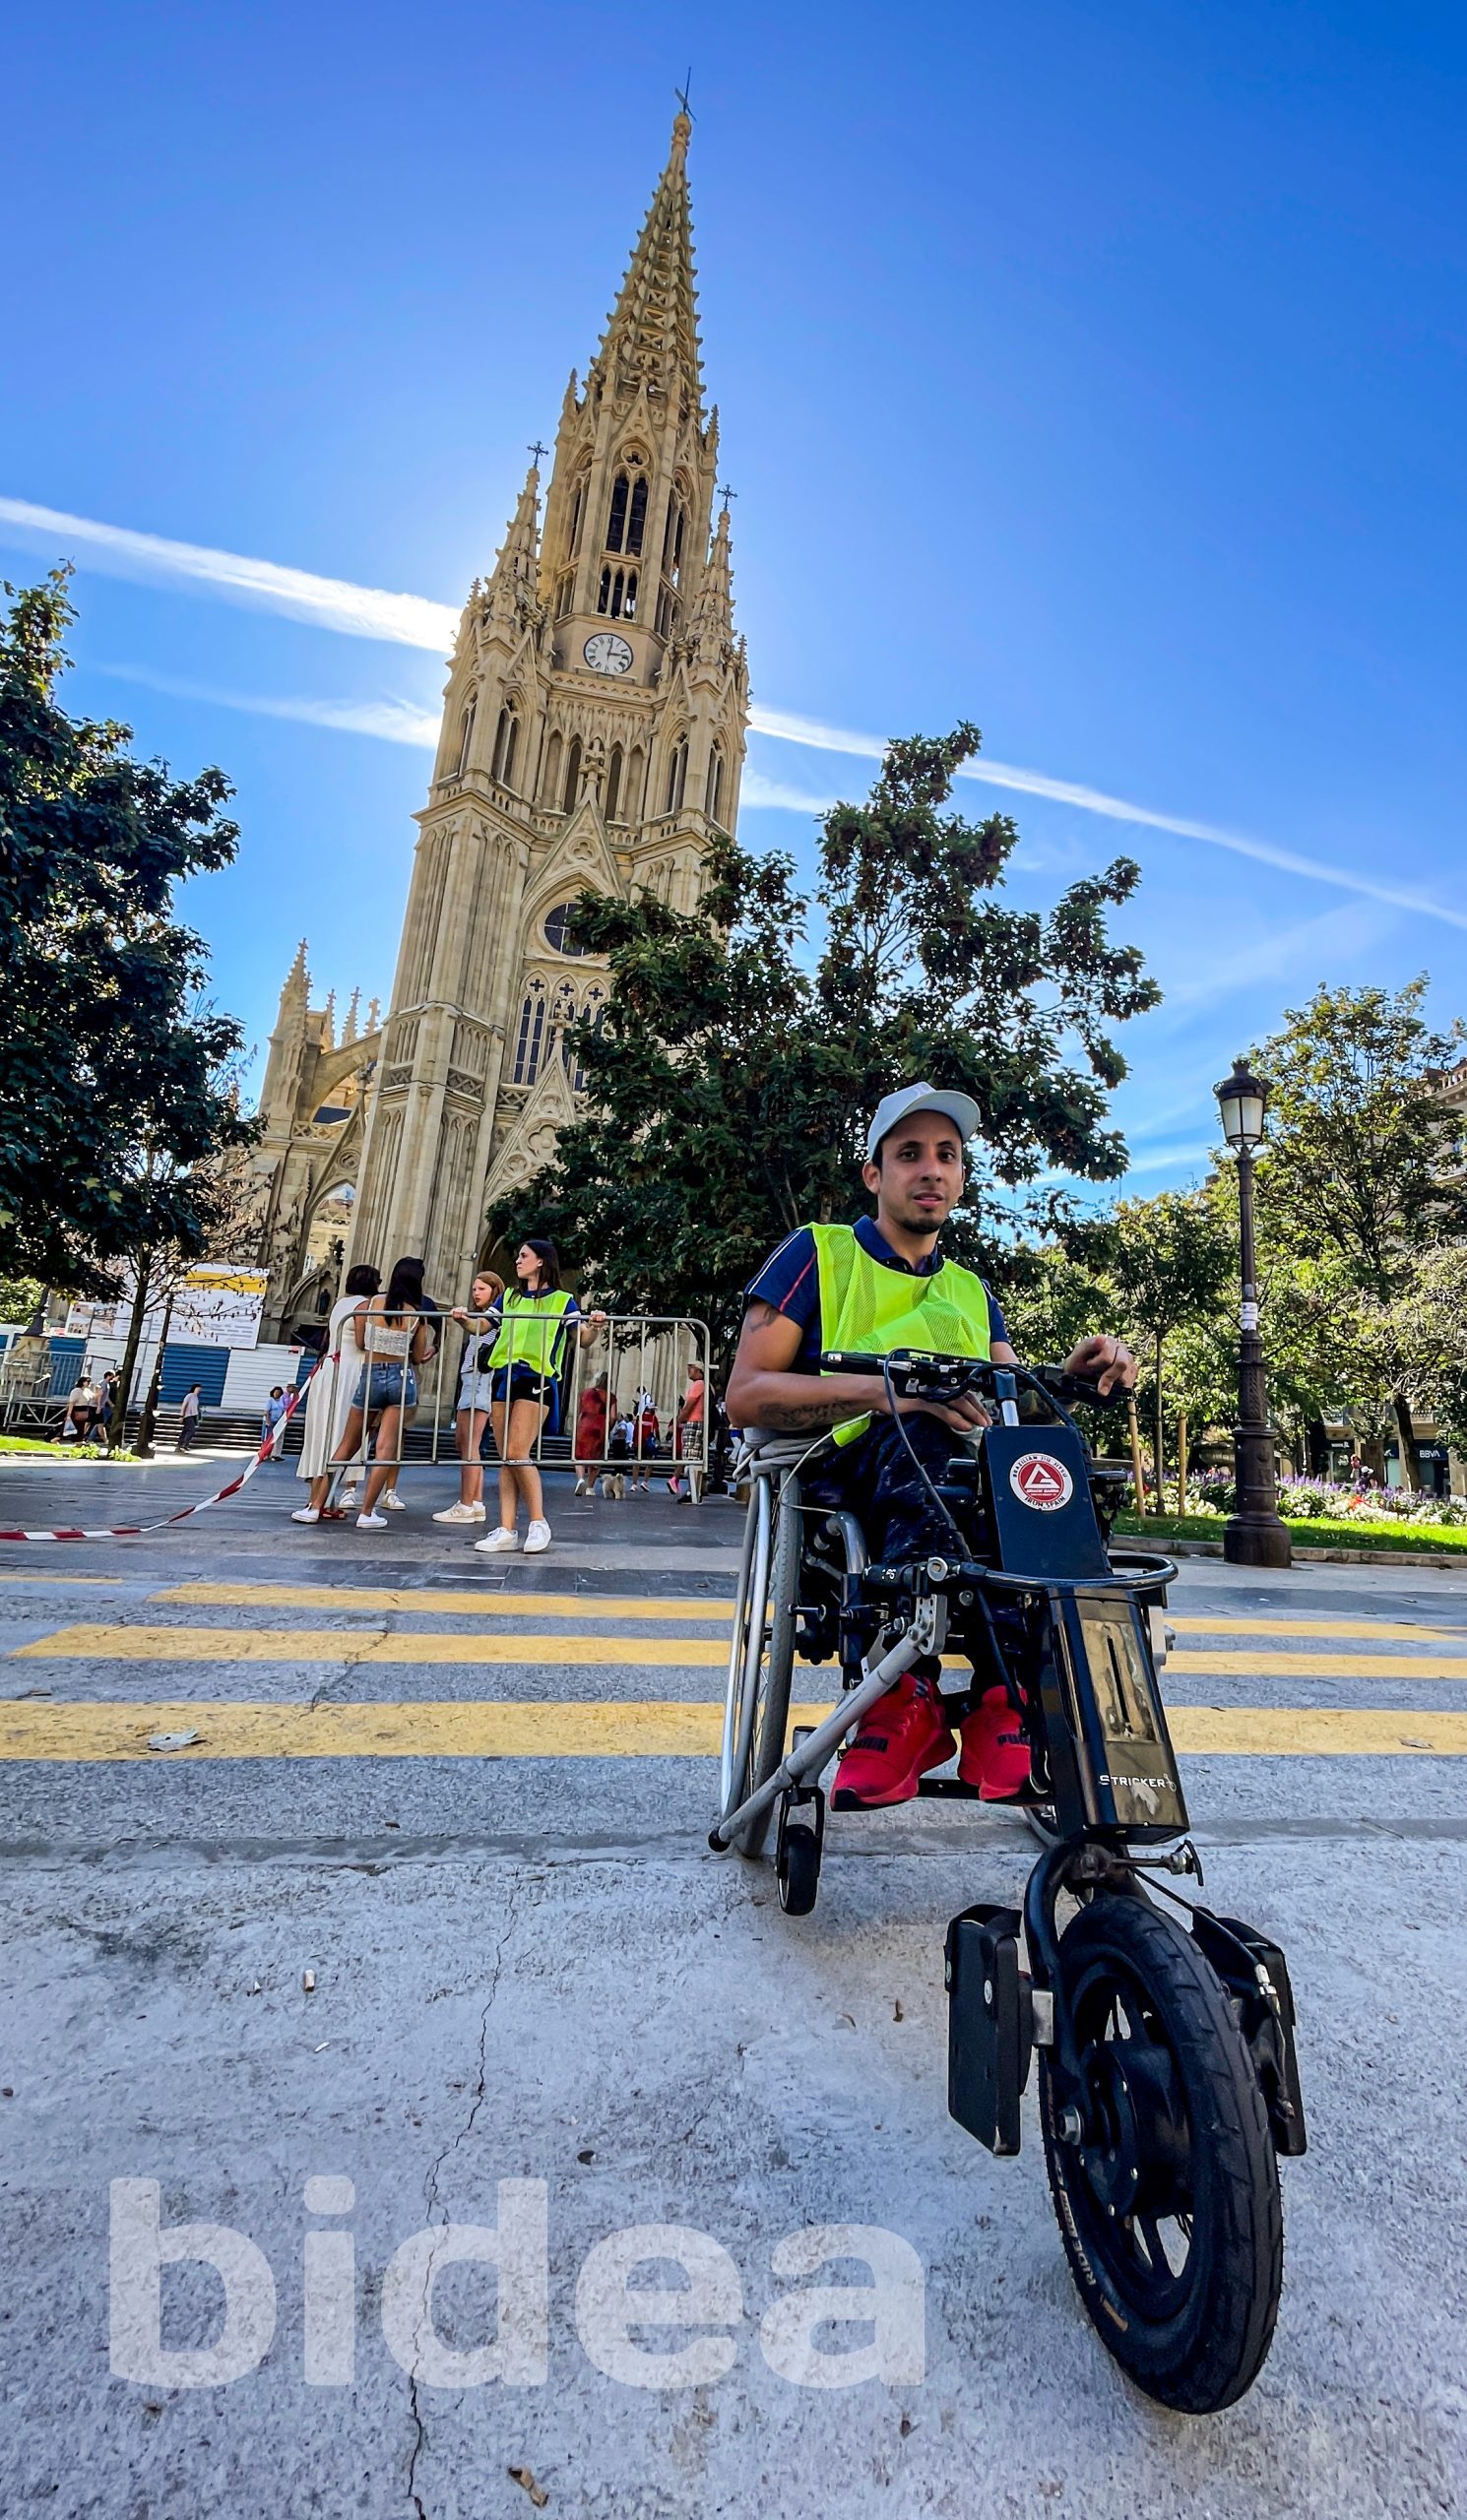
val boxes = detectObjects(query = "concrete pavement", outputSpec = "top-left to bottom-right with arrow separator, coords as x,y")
0,1457 -> 1464,2516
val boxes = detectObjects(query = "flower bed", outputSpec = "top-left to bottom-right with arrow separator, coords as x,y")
1115,1509 -> 1467,1555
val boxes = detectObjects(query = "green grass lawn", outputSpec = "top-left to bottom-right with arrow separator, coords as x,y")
1116,1510 -> 1467,1554
0,1436 -> 136,1460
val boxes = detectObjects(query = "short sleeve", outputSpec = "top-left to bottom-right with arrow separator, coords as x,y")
744,1228 -> 820,1324
986,1285 -> 1010,1348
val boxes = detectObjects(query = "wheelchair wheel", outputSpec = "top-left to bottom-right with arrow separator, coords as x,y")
718,1471 -> 801,1858
1040,1892 -> 1283,2412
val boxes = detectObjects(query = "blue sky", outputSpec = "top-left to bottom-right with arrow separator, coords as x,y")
3,0 -> 1464,1195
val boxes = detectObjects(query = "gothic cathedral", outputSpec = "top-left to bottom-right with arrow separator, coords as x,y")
331,108 -> 747,1305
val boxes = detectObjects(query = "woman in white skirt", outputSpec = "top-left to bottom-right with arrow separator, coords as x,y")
432,1270 -> 505,1525
294,1265 -> 379,1515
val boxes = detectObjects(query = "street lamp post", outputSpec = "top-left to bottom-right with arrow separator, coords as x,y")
1215,1057 -> 1292,1570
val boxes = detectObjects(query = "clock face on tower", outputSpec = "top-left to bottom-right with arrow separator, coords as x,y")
583,630 -> 634,677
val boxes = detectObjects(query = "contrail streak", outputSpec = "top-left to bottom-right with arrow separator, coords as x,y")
6,493 -> 1463,931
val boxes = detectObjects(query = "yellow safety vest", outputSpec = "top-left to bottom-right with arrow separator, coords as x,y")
811,1222 -> 992,1444
488,1289 -> 576,1378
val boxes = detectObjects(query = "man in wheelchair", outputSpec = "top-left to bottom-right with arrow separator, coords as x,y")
726,1083 -> 1137,1811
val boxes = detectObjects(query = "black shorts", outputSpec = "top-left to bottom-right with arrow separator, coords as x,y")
490,1364 -> 552,1408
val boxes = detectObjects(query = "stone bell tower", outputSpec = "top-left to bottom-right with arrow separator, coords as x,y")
348,106 -> 749,1299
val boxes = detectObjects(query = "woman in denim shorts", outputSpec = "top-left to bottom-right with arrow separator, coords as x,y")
431,1270 -> 505,1525
292,1255 -> 434,1529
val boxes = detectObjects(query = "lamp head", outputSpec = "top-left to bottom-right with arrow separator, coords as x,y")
1215,1056 -> 1270,1155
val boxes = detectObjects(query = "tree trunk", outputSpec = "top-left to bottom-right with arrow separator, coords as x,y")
1154,1338 -> 1165,1520
134,1288 -> 176,1459
1177,1413 -> 1188,1516
114,1252 -> 152,1447
1392,1389 -> 1424,1493
1126,1394 -> 1148,1515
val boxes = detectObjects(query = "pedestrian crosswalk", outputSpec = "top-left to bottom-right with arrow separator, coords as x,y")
3,1578 -> 1466,1764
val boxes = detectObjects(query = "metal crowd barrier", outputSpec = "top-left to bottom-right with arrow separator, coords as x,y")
298,1311 -> 712,1489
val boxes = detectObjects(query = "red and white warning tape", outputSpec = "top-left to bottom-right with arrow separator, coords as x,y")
0,1357 -> 322,1544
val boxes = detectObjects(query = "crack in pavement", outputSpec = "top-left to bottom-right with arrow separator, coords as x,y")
404,1877 -> 524,2520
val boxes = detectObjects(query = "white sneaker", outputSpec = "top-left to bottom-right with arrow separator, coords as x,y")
433,1500 -> 481,1525
475,1526 -> 520,1553
356,1511 -> 389,1531
523,1519 -> 552,1555
290,1506 -> 320,1524
381,1488 -> 407,1511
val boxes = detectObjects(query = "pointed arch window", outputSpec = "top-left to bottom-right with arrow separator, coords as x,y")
606,744 -> 624,824
541,731 -> 563,807
665,736 -> 688,815
705,746 -> 725,827
622,570 -> 638,620
598,567 -> 611,614
491,707 -> 520,789
561,735 -> 583,813
626,476 -> 649,556
627,744 -> 645,824
606,472 -> 630,553
555,572 -> 574,619
454,700 -> 476,778
569,987 -> 606,1092
511,981 -> 547,1087
569,468 -> 591,558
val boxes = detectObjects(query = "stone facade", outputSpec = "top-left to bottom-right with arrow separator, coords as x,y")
248,950 -> 382,1341
344,108 -> 748,1303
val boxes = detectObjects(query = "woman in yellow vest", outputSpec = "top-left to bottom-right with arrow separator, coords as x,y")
474,1238 -> 606,1557
727,1084 -> 1136,1807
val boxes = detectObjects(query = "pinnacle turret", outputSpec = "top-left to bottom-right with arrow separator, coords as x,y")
485,460 -> 542,627
688,502 -> 735,662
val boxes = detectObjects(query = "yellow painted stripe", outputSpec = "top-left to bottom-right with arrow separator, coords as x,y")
1169,1615 -> 1454,1643
12,1623 -> 731,1668
18,1624 -> 1467,1684
0,1698 -> 1463,1762
1171,1650 -> 1467,1679
155,1587 -> 1459,1647
157,1583 -> 735,1624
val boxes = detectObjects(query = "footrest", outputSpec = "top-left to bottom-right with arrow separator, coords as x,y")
916,1776 -> 987,1800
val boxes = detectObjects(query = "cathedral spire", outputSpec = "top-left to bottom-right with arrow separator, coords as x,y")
281,937 -> 309,1015
688,499 -> 735,662
591,110 -> 702,413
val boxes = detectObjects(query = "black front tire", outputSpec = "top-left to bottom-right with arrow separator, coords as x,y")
1040,1893 -> 1283,2413
777,1821 -> 820,1915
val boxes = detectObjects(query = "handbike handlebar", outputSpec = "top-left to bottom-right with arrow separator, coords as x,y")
818,1349 -> 1128,1413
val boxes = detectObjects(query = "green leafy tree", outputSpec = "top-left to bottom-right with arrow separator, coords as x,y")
488,727 -> 1160,1351
0,1273 -> 44,1328
1107,1189 -> 1235,1497
0,572 -> 250,1294
1255,979 -> 1467,1485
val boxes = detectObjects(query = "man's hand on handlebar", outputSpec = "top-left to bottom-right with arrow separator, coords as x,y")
1061,1334 -> 1137,1397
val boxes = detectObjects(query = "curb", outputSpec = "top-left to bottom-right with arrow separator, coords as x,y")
1123,1533 -> 1467,1572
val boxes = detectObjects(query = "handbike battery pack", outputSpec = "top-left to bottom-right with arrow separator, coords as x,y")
945,1904 -> 1034,2156
980,1420 -> 1110,1580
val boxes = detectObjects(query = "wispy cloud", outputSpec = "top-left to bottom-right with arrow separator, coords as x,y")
6,493 -> 1463,933
739,766 -> 838,813
95,662 -> 439,747
751,706 -> 1467,934
0,495 -> 459,652
1160,899 -> 1390,1012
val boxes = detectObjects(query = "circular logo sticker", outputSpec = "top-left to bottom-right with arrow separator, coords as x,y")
1009,1450 -> 1074,1512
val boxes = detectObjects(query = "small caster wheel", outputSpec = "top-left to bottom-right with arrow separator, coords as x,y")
775,1784 -> 824,1917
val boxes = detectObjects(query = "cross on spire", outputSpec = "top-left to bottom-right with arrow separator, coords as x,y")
718,484 -> 736,509
527,440 -> 547,468
674,70 -> 693,120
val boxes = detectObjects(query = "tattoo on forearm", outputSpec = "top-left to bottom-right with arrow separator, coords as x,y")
758,1400 -> 852,1431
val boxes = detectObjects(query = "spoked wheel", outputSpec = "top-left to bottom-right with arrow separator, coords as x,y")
1040,1893 -> 1283,2412
718,1471 -> 801,1858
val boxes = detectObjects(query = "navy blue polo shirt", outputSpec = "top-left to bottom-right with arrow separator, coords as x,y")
744,1217 -> 1008,1372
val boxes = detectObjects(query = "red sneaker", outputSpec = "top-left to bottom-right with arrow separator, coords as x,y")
957,1685 -> 1035,1800
832,1670 -> 955,1810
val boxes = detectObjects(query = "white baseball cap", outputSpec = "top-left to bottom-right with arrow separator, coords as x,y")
865,1081 -> 981,1163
